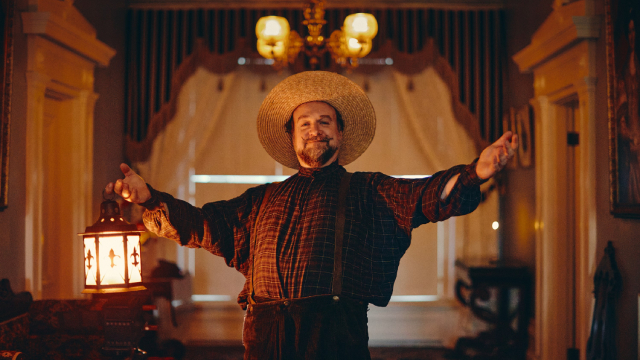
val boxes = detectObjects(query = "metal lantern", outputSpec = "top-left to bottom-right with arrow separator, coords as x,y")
79,196 -> 145,293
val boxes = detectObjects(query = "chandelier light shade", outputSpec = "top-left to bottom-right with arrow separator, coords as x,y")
256,16 -> 290,60
79,196 -> 145,293
255,0 -> 377,69
344,35 -> 373,58
257,38 -> 288,60
343,13 -> 378,40
256,16 -> 290,44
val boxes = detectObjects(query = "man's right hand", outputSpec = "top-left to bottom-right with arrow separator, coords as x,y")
105,163 -> 151,204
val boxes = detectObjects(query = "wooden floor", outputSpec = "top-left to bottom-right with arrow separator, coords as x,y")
183,345 -> 456,360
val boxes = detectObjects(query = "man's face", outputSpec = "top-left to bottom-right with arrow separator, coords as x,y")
292,101 -> 343,168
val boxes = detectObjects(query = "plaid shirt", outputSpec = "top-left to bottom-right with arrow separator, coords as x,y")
143,161 -> 485,308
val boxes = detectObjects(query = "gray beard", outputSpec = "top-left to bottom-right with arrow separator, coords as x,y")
297,141 -> 338,168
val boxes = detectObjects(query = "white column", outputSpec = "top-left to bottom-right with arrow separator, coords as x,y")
533,95 -> 572,360
24,70 -> 50,299
574,75 -> 597,360
70,90 -> 99,297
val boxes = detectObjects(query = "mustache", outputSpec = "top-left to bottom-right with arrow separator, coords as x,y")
304,135 -> 332,144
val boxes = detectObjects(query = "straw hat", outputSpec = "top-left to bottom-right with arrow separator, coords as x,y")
257,71 -> 376,169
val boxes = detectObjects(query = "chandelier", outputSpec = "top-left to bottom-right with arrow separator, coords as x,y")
255,0 -> 378,70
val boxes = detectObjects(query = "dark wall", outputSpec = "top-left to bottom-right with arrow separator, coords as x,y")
73,0 -> 128,220
501,1 -> 552,268
0,0 -> 128,292
503,0 -> 640,358
593,0 -> 640,357
0,0 -> 28,291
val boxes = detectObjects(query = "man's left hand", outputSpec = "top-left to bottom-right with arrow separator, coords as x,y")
476,131 -> 519,179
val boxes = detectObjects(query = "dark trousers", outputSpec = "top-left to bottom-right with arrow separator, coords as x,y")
242,295 -> 371,360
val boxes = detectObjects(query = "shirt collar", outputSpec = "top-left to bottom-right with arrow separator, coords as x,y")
297,161 -> 343,178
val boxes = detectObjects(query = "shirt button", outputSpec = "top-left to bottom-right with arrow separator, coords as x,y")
333,296 -> 339,302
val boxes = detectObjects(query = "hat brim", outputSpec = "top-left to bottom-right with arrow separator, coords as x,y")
257,71 -> 376,169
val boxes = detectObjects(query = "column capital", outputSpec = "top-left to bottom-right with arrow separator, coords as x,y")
25,71 -> 51,88
573,76 -> 598,98
572,16 -> 601,39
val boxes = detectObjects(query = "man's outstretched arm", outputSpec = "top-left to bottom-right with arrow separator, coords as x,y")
440,131 -> 519,199
104,164 -> 260,274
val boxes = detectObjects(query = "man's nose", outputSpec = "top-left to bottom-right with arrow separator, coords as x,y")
308,122 -> 322,135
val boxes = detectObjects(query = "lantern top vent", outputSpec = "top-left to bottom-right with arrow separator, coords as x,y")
80,199 -> 142,235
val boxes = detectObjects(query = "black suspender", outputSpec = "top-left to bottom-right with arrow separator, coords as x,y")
332,172 -> 352,296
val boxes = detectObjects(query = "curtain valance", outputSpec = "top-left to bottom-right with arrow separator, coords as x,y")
125,6 -> 505,162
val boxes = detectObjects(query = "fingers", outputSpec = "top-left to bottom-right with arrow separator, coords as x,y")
504,139 -> 515,159
477,132 -> 518,179
120,184 -> 141,203
494,131 -> 513,146
120,163 -> 135,177
121,183 -> 131,200
502,140 -> 509,157
105,182 -> 114,195
511,134 -> 519,150
114,179 -> 124,196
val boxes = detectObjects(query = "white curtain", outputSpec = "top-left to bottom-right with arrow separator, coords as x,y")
135,65 -> 498,300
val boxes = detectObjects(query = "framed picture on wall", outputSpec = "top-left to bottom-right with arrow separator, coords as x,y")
607,0 -> 640,217
503,108 -> 518,169
515,104 -> 533,168
0,0 -> 14,211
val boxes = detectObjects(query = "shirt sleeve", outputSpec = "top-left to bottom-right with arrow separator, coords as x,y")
370,160 -> 486,235
141,183 -> 267,276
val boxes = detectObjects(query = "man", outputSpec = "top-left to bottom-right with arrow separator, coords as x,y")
107,71 -> 517,359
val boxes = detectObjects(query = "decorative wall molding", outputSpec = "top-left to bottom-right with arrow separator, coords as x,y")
572,15 -> 601,39
22,12 -> 115,66
513,1 -> 598,359
513,1 -> 587,73
22,0 -> 114,299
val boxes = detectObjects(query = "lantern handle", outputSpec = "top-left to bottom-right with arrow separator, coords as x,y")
102,188 -> 116,201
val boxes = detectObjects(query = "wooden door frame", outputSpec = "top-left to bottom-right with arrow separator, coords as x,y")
513,2 -> 599,359
22,0 -> 114,299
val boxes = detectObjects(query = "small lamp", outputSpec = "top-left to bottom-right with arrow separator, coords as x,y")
79,193 -> 145,293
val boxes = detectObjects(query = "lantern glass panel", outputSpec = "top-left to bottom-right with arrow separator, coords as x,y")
84,237 -> 97,286
99,236 -> 126,286
127,235 -> 142,283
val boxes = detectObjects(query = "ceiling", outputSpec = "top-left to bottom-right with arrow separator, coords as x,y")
128,0 -> 506,10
